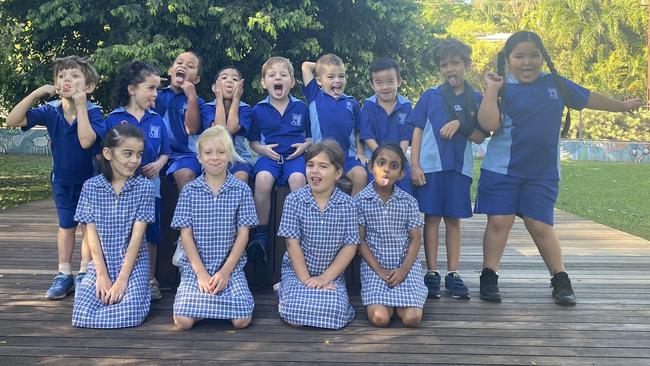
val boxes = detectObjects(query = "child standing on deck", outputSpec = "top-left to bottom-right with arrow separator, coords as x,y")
355,144 -> 426,328
205,66 -> 254,183
360,57 -> 414,195
302,54 -> 367,195
247,57 -> 311,262
476,31 -> 642,305
171,126 -> 258,330
276,140 -> 358,329
6,56 -> 105,300
105,61 -> 171,301
72,123 -> 155,328
408,39 -> 487,300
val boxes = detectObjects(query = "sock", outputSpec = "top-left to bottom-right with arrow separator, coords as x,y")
58,263 -> 72,276
79,261 -> 89,274
427,269 -> 439,275
447,271 -> 459,276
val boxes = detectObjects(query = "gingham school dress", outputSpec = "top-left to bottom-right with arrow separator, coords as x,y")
355,184 -> 427,308
277,186 -> 359,329
72,175 -> 155,328
171,174 -> 258,320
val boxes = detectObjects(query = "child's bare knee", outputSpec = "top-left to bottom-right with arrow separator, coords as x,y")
231,318 -> 251,329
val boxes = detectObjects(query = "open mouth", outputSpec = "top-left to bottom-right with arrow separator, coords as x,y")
273,83 -> 283,95
447,75 -> 460,86
174,70 -> 186,85
379,177 -> 389,186
310,176 -> 321,185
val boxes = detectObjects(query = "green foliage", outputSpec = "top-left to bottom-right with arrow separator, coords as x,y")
567,109 -> 650,141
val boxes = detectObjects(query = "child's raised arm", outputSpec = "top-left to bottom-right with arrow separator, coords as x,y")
71,90 -> 97,149
585,93 -> 643,113
301,62 -> 316,86
181,81 -> 201,135
478,72 -> 504,132
6,85 -> 57,127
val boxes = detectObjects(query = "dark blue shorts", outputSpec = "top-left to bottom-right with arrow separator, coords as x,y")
344,156 -> 364,175
145,197 -> 161,246
367,162 -> 413,196
414,170 -> 472,218
165,154 -> 201,178
254,155 -> 305,186
230,161 -> 253,178
52,181 -> 83,229
474,169 -> 559,225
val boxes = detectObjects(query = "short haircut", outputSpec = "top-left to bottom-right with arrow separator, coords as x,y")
197,125 -> 242,164
315,53 -> 344,77
180,49 -> 203,76
100,124 -> 144,182
305,139 -> 345,172
433,39 -> 472,68
368,57 -> 401,81
52,55 -> 100,87
215,66 -> 243,82
261,56 -> 295,80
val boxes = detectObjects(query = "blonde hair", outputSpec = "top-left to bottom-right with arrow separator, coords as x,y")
261,56 -> 295,80
315,53 -> 344,77
197,125 -> 243,164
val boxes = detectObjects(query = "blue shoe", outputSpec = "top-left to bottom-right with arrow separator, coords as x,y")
445,272 -> 471,299
424,271 -> 441,298
45,273 -> 74,300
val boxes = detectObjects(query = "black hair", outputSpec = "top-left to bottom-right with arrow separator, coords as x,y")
370,143 -> 407,174
100,124 -> 145,182
497,31 -> 572,137
433,38 -> 472,69
214,65 -> 243,82
111,61 -> 160,109
368,57 -> 401,81
184,49 -> 203,76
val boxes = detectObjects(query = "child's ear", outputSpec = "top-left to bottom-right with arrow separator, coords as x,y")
127,84 -> 136,96
193,75 -> 201,85
84,83 -> 97,94
102,147 -> 112,161
315,76 -> 323,87
397,168 -> 406,180
260,77 -> 266,89
335,167 -> 343,180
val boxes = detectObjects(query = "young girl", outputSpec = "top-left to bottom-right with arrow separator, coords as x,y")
171,125 -> 258,330
206,66 -> 254,183
276,140 -> 358,329
72,124 -> 155,328
356,144 -> 426,327
105,61 -> 171,301
477,31 -> 642,305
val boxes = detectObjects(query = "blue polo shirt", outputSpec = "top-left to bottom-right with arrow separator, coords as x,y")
482,73 -> 590,181
249,95 -> 311,157
105,107 -> 171,168
24,100 -> 105,185
303,79 -> 360,157
360,94 -> 413,156
154,87 -> 211,157
204,100 -> 254,163
407,85 -> 481,178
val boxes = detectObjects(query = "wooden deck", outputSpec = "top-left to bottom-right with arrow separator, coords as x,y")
1,200 -> 650,365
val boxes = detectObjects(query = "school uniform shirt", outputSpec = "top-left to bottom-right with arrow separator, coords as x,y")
204,100 -> 255,163
407,85 -> 481,178
276,186 -> 358,329
355,183 -> 426,308
303,79 -> 360,157
23,100 -> 105,185
248,95 -> 311,158
482,73 -> 590,181
105,108 -> 172,197
171,174 -> 259,320
154,87 -> 212,159
359,94 -> 413,157
72,174 -> 155,328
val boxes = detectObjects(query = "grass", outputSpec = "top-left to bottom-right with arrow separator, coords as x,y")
1,154 -> 649,240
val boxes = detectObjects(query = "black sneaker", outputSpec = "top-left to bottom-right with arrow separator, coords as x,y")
480,268 -> 501,302
550,272 -> 576,306
246,239 -> 268,263
423,271 -> 441,298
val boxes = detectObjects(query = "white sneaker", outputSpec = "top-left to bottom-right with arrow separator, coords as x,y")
172,239 -> 184,267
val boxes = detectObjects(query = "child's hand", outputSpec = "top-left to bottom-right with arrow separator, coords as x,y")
484,72 -> 504,90
233,79 -> 245,100
259,143 -> 281,161
106,278 -> 127,305
287,142 -> 308,160
196,272 -> 212,294
211,80 -> 223,100
304,275 -> 336,290
356,152 -> 368,165
440,120 -> 460,140
71,89 -> 87,106
141,161 -> 163,178
387,267 -> 408,288
95,274 -> 113,304
411,165 -> 426,187
181,80 -> 198,100
209,270 -> 231,294
36,85 -> 57,98
623,98 -> 644,112
376,267 -> 392,285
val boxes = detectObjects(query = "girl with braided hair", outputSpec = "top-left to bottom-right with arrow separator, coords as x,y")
475,31 -> 642,305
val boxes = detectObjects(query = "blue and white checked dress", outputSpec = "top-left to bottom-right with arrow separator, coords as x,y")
355,183 -> 427,308
171,174 -> 258,320
72,175 -> 155,328
277,186 -> 359,329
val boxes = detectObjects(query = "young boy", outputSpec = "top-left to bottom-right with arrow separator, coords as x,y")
6,56 -> 105,299
247,57 -> 311,262
360,57 -> 414,195
407,39 -> 487,299
302,54 -> 367,195
154,51 -> 212,266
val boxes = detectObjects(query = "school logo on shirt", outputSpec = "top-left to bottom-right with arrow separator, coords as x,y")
290,113 -> 302,127
454,104 -> 463,111
346,101 -> 354,113
119,120 -> 128,125
547,87 -> 559,100
149,125 -> 160,139
397,113 -> 407,125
